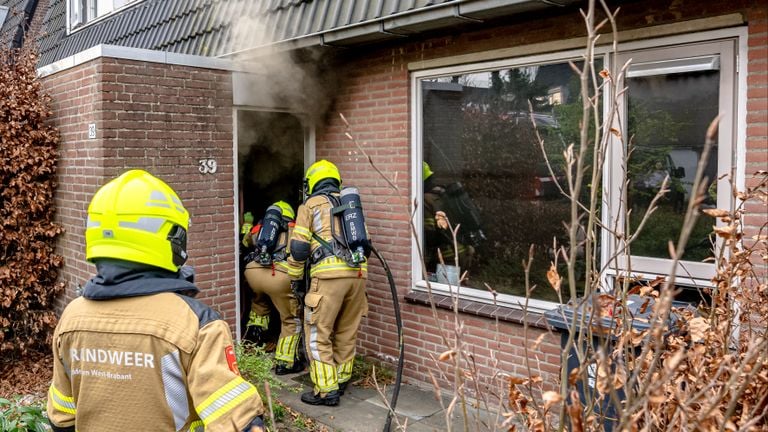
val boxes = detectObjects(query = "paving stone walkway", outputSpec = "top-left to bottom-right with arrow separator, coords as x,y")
272,371 -> 500,432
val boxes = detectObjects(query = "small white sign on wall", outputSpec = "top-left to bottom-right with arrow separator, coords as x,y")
88,123 -> 96,139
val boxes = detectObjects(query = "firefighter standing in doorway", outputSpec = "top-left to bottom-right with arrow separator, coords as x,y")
47,170 -> 266,432
243,200 -> 305,375
288,160 -> 370,407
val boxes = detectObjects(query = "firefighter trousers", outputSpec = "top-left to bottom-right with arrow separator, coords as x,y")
244,263 -> 301,366
303,277 -> 367,394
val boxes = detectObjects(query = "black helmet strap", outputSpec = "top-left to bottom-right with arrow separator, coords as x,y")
167,225 -> 188,267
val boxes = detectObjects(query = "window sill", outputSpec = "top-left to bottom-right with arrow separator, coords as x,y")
404,290 -> 552,330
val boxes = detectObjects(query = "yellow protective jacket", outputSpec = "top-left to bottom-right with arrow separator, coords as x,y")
47,261 -> 264,432
287,193 -> 368,280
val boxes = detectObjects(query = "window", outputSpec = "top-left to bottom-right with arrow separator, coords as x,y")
607,39 -> 737,287
0,7 -> 9,28
68,0 -> 140,31
412,32 -> 742,311
415,55 -> 600,308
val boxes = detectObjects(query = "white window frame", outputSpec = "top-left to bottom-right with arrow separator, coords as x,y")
410,28 -> 747,313
66,0 -> 144,34
0,6 -> 9,28
603,30 -> 747,293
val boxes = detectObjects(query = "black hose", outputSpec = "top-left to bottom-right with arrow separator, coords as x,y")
371,244 -> 404,432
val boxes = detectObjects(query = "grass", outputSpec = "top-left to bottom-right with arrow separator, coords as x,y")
236,342 -> 329,431
351,355 -> 395,388
235,341 -> 283,395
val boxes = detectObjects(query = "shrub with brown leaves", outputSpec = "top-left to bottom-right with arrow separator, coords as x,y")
618,172 -> 768,431
0,45 -> 65,361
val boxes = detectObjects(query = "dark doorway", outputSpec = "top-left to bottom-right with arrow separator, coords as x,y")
237,110 -> 306,343
238,110 -> 305,216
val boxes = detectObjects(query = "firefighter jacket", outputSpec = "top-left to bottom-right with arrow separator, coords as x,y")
247,223 -> 299,277
47,260 -> 265,432
424,186 -> 470,265
287,192 -> 368,280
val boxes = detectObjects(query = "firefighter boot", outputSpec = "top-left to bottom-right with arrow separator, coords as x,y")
275,361 -> 305,376
300,390 -> 340,406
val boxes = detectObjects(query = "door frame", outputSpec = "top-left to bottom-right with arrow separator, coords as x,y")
231,106 -> 315,339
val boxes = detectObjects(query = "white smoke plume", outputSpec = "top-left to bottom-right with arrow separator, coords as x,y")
227,12 -> 339,125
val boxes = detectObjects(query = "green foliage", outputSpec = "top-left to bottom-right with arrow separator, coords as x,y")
271,400 -> 286,423
292,415 -> 308,430
0,397 -> 50,432
0,44 -> 64,360
234,342 -> 282,394
629,206 -> 714,261
351,354 -> 394,386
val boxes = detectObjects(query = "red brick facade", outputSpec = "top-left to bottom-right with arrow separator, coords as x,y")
42,0 -> 766,391
315,0 -> 768,389
43,58 -> 238,325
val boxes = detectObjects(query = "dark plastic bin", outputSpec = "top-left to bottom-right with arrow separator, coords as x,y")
544,294 -> 687,431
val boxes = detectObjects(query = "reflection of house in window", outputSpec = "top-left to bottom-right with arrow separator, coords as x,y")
548,87 -> 563,105
420,60 -> 595,306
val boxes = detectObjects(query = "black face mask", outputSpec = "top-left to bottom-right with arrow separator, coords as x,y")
167,225 -> 188,267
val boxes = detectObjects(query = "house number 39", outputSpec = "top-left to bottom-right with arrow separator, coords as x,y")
198,159 -> 217,174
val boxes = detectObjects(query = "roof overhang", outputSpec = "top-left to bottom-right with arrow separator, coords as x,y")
222,0 -> 579,60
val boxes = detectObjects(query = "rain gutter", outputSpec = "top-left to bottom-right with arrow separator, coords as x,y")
219,0 -> 578,58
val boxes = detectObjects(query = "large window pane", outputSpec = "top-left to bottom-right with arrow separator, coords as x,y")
421,60 -> 598,302
626,68 -> 719,262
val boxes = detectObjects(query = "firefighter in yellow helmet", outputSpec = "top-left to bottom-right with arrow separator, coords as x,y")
47,170 -> 266,432
243,200 -> 305,375
423,161 -> 476,273
288,160 -> 369,406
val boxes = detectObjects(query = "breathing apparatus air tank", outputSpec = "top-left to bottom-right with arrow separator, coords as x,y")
443,181 -> 486,246
253,205 -> 284,266
338,187 -> 369,265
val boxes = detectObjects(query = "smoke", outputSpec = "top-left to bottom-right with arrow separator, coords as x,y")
228,13 -> 340,125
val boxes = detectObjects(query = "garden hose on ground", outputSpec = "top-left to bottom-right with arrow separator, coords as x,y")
370,244 -> 404,432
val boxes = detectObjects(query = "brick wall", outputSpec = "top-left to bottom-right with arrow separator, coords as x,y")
42,58 -> 238,326
745,5 -> 768,276
42,59 -> 103,312
39,0 -> 766,395
315,0 -> 768,392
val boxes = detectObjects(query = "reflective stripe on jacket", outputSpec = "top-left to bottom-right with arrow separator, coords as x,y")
287,194 -> 368,280
47,263 -> 264,432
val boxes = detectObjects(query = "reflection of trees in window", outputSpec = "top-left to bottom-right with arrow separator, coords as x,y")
423,63 -> 581,301
422,61 -> 604,302
625,71 -> 719,262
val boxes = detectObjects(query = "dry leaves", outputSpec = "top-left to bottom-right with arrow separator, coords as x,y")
546,263 -> 562,293
541,391 -> 562,411
0,44 -> 65,359
435,210 -> 449,230
687,317 -> 709,343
